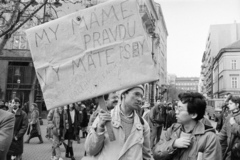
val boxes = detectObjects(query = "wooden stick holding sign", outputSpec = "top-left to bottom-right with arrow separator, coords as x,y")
98,96 -> 116,141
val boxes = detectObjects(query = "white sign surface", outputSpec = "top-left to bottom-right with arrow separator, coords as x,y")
26,0 -> 158,110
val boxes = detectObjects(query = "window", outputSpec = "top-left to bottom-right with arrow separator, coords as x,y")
231,77 -> 238,88
232,60 -> 237,70
12,32 -> 28,49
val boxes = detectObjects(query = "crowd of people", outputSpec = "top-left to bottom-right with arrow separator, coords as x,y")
1,87 -> 240,160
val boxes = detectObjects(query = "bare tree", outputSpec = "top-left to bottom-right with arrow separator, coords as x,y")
0,0 -> 90,54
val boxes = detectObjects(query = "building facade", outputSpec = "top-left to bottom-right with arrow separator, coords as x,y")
175,77 -> 199,92
167,74 -> 177,85
141,0 -> 168,105
200,23 -> 240,98
213,40 -> 240,98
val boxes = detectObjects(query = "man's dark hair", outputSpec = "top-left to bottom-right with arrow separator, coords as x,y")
178,92 -> 206,121
229,96 -> 240,108
225,94 -> 233,103
104,94 -> 109,101
13,97 -> 20,103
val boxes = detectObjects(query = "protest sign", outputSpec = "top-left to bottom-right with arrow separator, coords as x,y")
26,0 -> 158,110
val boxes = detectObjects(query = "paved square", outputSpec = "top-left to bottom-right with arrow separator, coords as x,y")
22,120 -> 85,160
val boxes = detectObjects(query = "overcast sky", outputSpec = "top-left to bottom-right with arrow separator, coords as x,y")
155,0 -> 240,77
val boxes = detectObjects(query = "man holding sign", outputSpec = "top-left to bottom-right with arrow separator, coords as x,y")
84,85 -> 153,160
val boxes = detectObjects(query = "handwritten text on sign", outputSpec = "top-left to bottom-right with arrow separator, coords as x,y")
26,0 -> 158,110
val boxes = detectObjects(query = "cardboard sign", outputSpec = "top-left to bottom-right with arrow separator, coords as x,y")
26,0 -> 158,110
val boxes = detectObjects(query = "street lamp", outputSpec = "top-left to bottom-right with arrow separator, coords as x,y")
31,0 -> 39,6
36,80 -> 43,125
53,0 -> 62,8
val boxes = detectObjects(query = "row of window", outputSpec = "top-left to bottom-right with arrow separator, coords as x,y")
176,83 -> 198,86
176,87 -> 197,90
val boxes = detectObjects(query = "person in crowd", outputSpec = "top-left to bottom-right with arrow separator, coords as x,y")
88,92 -> 119,128
80,104 -> 89,138
153,92 -> 222,160
216,93 -> 232,132
218,96 -> 240,160
4,101 -> 9,111
25,103 -> 43,144
0,100 -> 8,111
64,103 -> 80,160
142,102 -> 151,120
47,106 -> 68,160
7,100 -> 13,113
163,101 -> 168,129
165,102 -> 173,129
7,97 -> 28,160
150,101 -> 165,149
22,101 -> 29,116
0,100 -> 5,110
142,101 -> 152,132
0,108 -> 15,160
85,85 -> 153,160
165,103 -> 177,128
200,111 -> 212,127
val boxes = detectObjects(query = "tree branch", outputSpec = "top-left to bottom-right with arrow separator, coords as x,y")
0,0 -> 21,38
10,0 -> 48,35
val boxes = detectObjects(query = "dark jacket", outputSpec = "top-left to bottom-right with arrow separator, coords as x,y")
81,109 -> 89,128
153,122 -> 222,160
218,111 -> 240,160
217,104 -> 230,132
66,108 -> 81,135
8,109 -> 28,156
0,110 -> 15,160
150,105 -> 166,126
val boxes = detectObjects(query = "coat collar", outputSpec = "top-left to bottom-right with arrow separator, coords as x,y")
111,104 -> 142,130
232,109 -> 240,117
175,121 -> 207,136
15,108 -> 22,116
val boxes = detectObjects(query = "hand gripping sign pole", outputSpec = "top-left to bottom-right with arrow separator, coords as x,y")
98,96 -> 116,141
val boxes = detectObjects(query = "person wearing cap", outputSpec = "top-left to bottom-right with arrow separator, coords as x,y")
84,85 -> 153,160
25,103 -> 43,144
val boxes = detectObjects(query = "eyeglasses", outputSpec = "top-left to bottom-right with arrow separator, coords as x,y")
175,105 -> 187,112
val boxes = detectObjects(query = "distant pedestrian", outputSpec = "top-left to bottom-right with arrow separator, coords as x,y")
142,102 -> 152,130
7,97 -> 28,160
64,104 -> 80,160
216,93 -> 232,132
153,92 -> 222,160
150,102 -> 165,148
22,102 -> 29,116
218,96 -> 240,160
25,103 -> 43,144
47,107 -> 68,160
80,104 -> 88,138
166,103 -> 177,128
0,109 -> 15,160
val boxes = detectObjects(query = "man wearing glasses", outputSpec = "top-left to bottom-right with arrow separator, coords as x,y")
84,85 -> 153,160
153,92 -> 221,160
